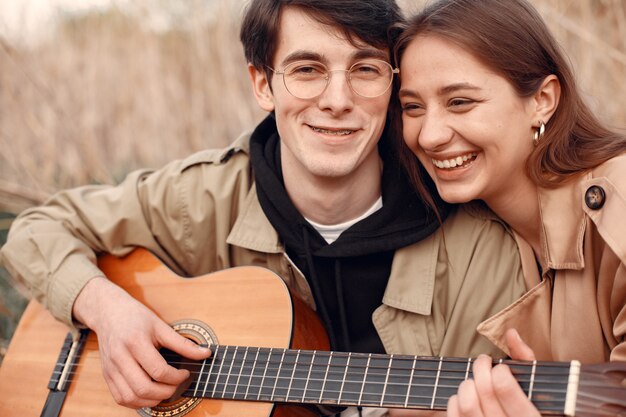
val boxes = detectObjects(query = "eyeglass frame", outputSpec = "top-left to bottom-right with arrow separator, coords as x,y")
267,59 -> 400,99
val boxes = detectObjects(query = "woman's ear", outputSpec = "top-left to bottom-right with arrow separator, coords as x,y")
248,64 -> 275,112
533,74 -> 561,124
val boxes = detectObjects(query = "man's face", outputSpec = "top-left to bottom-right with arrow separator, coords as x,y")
249,7 -> 392,182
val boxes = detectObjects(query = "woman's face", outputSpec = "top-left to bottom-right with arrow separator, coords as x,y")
399,34 -> 538,205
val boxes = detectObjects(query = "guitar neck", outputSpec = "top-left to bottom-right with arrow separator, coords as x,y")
166,345 -> 579,415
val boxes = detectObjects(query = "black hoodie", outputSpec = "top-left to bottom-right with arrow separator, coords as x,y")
250,115 -> 447,353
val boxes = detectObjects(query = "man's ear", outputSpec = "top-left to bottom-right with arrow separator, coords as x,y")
248,64 -> 275,112
532,74 -> 561,124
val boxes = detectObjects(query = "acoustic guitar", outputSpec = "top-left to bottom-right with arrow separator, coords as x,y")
0,248 -> 624,417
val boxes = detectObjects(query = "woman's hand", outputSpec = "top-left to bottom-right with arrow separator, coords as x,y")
447,329 -> 541,417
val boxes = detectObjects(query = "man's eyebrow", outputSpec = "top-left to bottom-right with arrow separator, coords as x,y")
353,48 -> 390,61
279,48 -> 390,68
281,51 -> 324,67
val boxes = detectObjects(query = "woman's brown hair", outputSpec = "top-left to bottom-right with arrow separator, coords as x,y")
393,0 -> 625,193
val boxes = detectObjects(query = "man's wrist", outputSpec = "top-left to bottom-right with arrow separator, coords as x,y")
71,275 -> 111,329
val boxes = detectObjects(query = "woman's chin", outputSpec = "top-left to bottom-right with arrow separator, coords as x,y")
436,187 -> 477,204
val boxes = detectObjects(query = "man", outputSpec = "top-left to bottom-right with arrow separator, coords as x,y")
0,0 -> 525,415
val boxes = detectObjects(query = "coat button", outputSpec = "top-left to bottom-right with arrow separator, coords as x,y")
585,185 -> 606,210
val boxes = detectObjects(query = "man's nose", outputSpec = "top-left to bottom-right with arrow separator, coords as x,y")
316,70 -> 355,114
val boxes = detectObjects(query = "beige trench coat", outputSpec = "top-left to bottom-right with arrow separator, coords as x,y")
1,133 -> 527,360
478,153 -> 626,363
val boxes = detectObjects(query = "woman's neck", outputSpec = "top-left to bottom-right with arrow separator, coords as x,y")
485,179 -> 543,257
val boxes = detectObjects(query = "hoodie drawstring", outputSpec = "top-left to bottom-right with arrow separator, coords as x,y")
334,259 -> 351,351
302,226 -> 339,349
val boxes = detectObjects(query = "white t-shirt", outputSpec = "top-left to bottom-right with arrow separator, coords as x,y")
306,196 -> 383,244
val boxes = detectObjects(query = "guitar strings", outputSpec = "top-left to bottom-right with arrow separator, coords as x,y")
47,343 -> 577,384
48,360 -> 574,400
49,344 -> 620,402
44,360 -> 572,410
47,359 -> 623,409
49,353 -> 575,384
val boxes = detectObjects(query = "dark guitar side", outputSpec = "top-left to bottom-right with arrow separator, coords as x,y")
0,249 -> 330,416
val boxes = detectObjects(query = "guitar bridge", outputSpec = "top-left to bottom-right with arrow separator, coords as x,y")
41,329 -> 89,417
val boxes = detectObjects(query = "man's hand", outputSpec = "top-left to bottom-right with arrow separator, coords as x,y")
73,276 -> 212,409
447,329 -> 541,417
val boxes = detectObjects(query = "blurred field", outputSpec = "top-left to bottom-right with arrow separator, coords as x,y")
0,0 -> 625,361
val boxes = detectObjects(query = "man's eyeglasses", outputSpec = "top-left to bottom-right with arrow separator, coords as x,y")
268,59 -> 399,99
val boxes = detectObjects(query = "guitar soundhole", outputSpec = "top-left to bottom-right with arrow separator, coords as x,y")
137,319 -> 218,417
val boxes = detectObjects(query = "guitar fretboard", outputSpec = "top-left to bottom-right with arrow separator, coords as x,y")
161,345 -> 577,414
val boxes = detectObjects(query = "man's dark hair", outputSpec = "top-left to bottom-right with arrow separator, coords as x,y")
240,0 -> 404,77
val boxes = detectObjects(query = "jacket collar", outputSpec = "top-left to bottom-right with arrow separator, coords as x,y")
537,173 -> 588,271
380,232 -> 438,315
229,184 -> 440,315
227,185 -> 284,254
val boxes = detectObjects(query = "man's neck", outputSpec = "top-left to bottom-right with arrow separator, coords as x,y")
282,154 -> 383,225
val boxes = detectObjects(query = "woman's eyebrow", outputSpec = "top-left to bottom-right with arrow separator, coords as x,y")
438,82 -> 481,95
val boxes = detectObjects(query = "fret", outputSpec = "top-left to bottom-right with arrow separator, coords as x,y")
404,357 -> 440,409
382,355 -> 414,407
464,357 -> 472,382
379,355 -> 393,407
192,355 -> 209,397
337,353 -> 352,405
257,348 -> 276,401
199,345 -> 220,398
270,349 -> 290,402
303,350 -> 332,403
404,357 -> 417,408
508,361 -> 570,413
288,349 -> 313,402
318,352 -> 348,404
244,347 -> 261,399
430,357 -> 443,409
232,346 -> 251,400
360,354 -> 390,406
434,358 -> 472,409
357,354 -> 372,406
220,345 -> 239,398
341,352 -> 369,405
301,350 -> 316,402
318,352 -> 333,403
212,345 -> 232,398
285,349 -> 301,401
246,347 -> 265,400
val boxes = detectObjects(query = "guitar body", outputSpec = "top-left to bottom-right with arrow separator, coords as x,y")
0,249 -> 329,416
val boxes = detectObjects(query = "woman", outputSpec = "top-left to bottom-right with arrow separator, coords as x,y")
393,0 -> 626,416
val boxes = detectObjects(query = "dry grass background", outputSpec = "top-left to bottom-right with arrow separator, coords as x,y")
0,0 -> 624,359
0,0 -> 624,213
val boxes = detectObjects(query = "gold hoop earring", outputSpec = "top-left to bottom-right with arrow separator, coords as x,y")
533,121 -> 546,146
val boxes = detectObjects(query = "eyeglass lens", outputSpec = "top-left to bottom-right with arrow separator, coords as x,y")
281,60 -> 395,99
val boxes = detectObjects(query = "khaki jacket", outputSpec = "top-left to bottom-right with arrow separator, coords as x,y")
1,133 -> 526,359
478,153 -> 626,363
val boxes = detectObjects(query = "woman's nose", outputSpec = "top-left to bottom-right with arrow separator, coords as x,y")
418,110 -> 454,151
